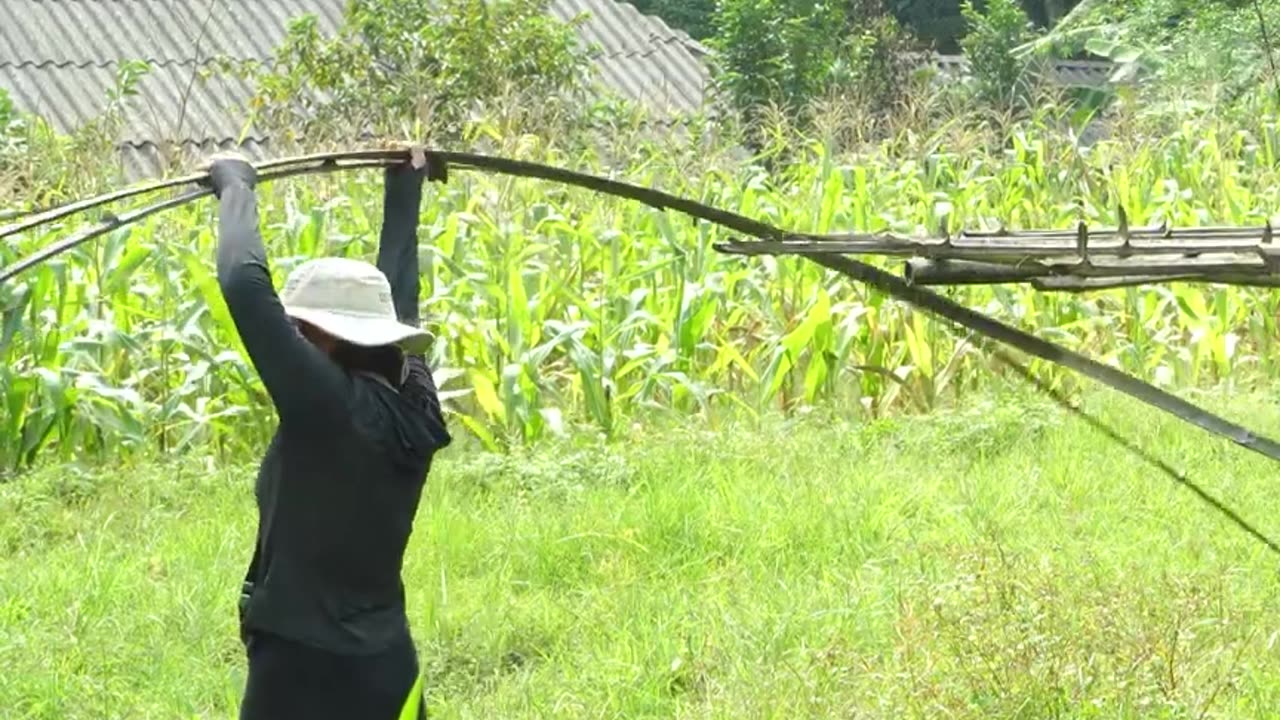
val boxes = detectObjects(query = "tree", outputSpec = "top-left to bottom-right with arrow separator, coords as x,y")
627,0 -> 716,39
708,0 -> 918,135
959,0 -> 1038,108
888,0 -> 1085,50
242,0 -> 597,145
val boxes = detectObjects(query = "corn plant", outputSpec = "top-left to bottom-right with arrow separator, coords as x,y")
5,111 -> 1280,470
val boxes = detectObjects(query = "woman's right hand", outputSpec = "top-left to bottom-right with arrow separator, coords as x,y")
380,140 -> 428,173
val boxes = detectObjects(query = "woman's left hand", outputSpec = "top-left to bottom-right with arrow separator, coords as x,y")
198,151 -> 258,197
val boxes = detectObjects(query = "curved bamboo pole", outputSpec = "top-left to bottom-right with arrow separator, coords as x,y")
0,150 -> 407,241
0,157 -> 397,282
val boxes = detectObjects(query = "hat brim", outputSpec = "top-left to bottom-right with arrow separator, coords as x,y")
285,306 -> 434,354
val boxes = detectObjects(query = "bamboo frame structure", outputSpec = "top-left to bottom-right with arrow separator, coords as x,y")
3,147 -> 1278,554
716,209 -> 1280,291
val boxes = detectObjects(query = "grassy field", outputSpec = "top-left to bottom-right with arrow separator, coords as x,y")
5,383 -> 1280,719
11,5 -> 1280,718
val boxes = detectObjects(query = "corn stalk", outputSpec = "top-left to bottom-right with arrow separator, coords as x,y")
4,146 -> 1280,553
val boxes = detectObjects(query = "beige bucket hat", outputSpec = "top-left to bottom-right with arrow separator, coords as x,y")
281,256 -> 432,354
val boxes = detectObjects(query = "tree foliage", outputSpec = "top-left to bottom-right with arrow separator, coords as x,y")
707,0 -> 918,136
890,0 -> 1084,49
242,0 -> 598,145
1028,0 -> 1280,117
960,0 -> 1038,108
627,0 -> 717,39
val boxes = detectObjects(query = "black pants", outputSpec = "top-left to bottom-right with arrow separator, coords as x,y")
239,630 -> 426,720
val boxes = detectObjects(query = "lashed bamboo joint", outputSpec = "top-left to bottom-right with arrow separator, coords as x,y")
715,208 -> 1280,291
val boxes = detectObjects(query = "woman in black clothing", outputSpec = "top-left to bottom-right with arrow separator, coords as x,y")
202,147 -> 451,720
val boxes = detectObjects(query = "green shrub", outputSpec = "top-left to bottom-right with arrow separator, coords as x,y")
960,0 -> 1040,109
0,63 -> 148,209
1027,0 -> 1280,128
708,0 -> 918,140
827,11 -> 920,114
627,0 -> 717,39
0,89 -> 24,164
243,0 -> 597,145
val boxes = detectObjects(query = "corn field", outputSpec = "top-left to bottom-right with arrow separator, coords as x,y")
5,117 -> 1280,471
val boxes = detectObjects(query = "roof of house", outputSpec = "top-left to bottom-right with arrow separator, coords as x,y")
1,1 -> 1123,181
0,0 -> 712,179
929,54 -> 1121,88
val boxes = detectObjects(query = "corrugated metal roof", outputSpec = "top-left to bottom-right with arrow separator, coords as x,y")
552,0 -> 710,113
0,62 -> 260,140
1046,58 -> 1127,87
0,1 -> 1122,180
0,0 -> 710,68
929,53 -> 1122,88
555,0 -> 706,55
0,0 -> 712,178
114,138 -> 274,182
0,0 -> 349,66
0,0 -> 710,115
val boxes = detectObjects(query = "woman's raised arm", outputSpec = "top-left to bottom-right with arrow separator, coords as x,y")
375,148 -> 427,335
207,155 -> 351,423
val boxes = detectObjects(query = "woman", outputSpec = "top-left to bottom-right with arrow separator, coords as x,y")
203,147 -> 451,719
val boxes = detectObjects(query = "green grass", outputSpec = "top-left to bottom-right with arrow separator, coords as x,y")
5,384 -> 1280,719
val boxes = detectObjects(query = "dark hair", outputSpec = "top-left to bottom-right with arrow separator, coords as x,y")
332,341 -> 404,387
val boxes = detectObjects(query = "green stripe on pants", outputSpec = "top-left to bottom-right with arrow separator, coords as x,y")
399,673 -> 424,720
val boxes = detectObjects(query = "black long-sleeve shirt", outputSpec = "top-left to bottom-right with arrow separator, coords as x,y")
213,160 -> 451,655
